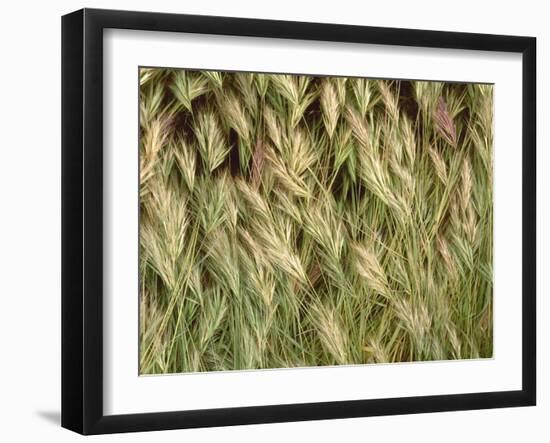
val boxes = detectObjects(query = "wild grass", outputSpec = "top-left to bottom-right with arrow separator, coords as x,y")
139,67 -> 493,374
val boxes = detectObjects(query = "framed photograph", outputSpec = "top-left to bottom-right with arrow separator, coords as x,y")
61,8 -> 536,435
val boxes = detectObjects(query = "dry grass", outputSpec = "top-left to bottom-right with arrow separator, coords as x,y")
139,68 -> 493,374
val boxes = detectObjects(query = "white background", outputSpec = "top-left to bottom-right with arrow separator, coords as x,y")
0,0 -> 546,441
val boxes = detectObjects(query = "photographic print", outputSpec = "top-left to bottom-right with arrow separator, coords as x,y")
138,67 -> 493,375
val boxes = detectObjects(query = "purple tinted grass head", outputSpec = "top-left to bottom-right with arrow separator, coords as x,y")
434,96 -> 457,147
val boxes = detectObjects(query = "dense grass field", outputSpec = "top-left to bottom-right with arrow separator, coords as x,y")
139,67 -> 493,374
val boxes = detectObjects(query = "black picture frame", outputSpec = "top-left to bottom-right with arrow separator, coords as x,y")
61,8 -> 536,435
